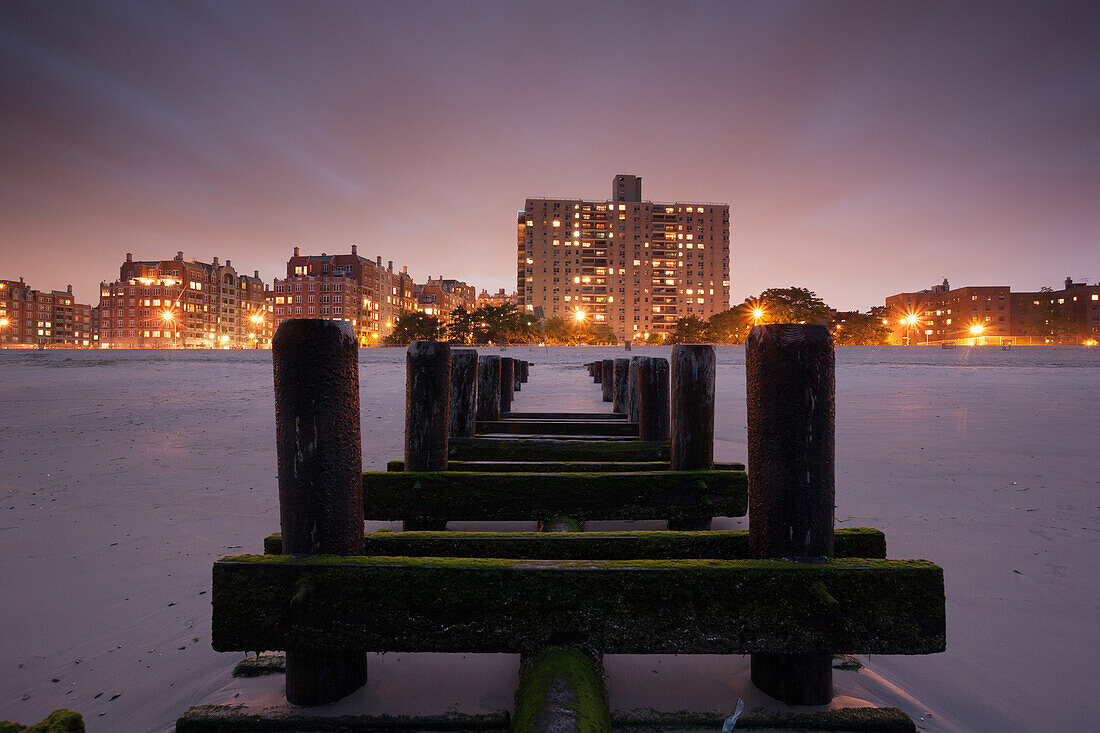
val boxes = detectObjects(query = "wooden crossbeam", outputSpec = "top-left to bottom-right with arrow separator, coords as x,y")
212,555 -> 946,655
386,460 -> 746,473
362,470 -> 746,521
501,411 -> 626,420
448,438 -> 669,461
263,527 -> 887,559
476,420 -> 639,436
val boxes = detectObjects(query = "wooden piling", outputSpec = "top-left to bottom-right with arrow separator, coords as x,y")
513,359 -> 522,392
626,356 -> 641,422
591,362 -> 601,383
746,324 -> 836,705
636,357 -> 669,442
500,357 -> 515,413
476,355 -> 502,422
512,647 -> 610,733
669,345 -> 716,531
449,349 -> 478,438
600,359 -> 613,402
612,358 -> 630,414
272,319 -> 366,705
405,340 -> 451,531
520,360 -> 529,383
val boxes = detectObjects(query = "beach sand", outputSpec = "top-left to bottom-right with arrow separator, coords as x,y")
1,346 -> 1097,731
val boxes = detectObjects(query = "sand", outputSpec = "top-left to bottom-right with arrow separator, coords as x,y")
1,345 -> 1097,732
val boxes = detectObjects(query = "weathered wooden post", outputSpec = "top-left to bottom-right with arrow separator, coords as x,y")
591,362 -> 601,383
600,359 -> 614,402
636,357 -> 669,442
513,359 -> 523,392
500,357 -> 515,413
477,355 -> 502,422
273,319 -> 366,705
449,349 -> 478,438
612,358 -> 630,414
746,324 -> 836,705
405,340 -> 451,531
669,345 -> 715,531
521,360 -> 529,383
626,356 -> 641,423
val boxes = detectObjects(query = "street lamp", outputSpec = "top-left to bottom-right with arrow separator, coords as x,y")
573,308 -> 587,323
969,323 -> 984,346
249,311 -> 265,348
903,313 -> 920,345
161,309 -> 176,348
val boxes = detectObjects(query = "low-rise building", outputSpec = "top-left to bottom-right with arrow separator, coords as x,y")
0,279 -> 96,347
416,276 -> 477,319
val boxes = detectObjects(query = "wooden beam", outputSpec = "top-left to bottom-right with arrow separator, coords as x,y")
211,555 -> 946,656
263,527 -> 887,560
361,470 -> 747,521
448,438 -> 669,461
385,460 -> 746,473
476,420 -> 639,436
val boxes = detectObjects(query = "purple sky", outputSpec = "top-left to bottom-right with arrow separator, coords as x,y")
1,1 -> 1097,310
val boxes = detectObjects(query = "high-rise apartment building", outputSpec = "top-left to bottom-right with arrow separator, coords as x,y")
98,252 -> 270,348
518,175 -> 730,341
271,246 -> 416,344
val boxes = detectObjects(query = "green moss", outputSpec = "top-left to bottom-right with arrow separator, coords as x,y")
361,470 -> 747,521
211,555 -> 945,656
175,705 -> 508,731
611,706 -> 914,731
512,647 -> 609,733
0,710 -> 84,733
447,438 -> 670,462
263,528 -> 885,560
232,653 -> 286,677
475,419 -> 638,437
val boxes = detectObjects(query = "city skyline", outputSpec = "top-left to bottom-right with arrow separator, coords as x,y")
2,1 -> 1097,310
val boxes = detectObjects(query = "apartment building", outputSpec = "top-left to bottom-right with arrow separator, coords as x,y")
271,246 -> 416,344
0,279 -> 95,347
98,252 -> 270,348
518,174 -> 730,341
885,277 -> 1100,344
416,277 -> 477,318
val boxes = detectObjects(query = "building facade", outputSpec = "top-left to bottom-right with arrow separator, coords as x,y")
1,279 -> 96,347
416,277 -> 477,319
885,278 -> 1100,345
518,174 -> 730,341
271,246 -> 416,344
98,252 -> 271,348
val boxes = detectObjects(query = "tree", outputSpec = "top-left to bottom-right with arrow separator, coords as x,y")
667,315 -> 711,344
1014,294 -> 1080,344
383,312 -> 442,345
707,304 -> 754,344
831,311 -> 891,345
446,306 -> 477,344
752,287 -> 831,324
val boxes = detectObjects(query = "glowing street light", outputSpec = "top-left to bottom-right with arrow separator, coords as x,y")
752,307 -> 765,325
969,323 -> 985,346
573,308 -> 587,323
903,313 -> 920,345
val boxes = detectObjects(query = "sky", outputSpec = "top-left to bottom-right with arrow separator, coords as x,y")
1,0 -> 1097,311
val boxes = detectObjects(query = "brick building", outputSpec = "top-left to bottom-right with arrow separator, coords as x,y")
476,288 -> 520,308
518,174 -> 730,341
98,252 -> 270,348
0,279 -> 96,347
415,277 -> 477,319
271,246 -> 416,344
884,277 -> 1100,345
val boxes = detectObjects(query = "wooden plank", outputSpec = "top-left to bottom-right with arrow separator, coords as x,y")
361,470 -> 747,521
211,555 -> 946,655
448,438 -> 669,461
386,460 -> 746,473
263,527 -> 888,559
501,412 -> 625,420
476,420 -> 639,436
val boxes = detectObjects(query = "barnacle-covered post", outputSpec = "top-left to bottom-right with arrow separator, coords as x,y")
746,323 -> 836,705
272,319 -> 366,705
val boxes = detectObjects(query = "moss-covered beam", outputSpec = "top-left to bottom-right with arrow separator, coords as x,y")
476,420 -> 639,437
512,647 -> 609,733
361,471 -> 747,521
263,528 -> 886,560
175,705 -> 509,732
0,709 -> 84,733
386,460 -> 745,473
211,555 -> 945,656
448,438 -> 669,462
501,412 -> 625,420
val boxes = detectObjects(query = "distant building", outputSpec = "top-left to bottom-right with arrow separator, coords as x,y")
476,288 -> 520,308
0,279 -> 96,347
271,246 -> 416,344
98,252 -> 270,348
884,277 -> 1100,344
416,276 -> 477,319
519,174 -> 730,341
